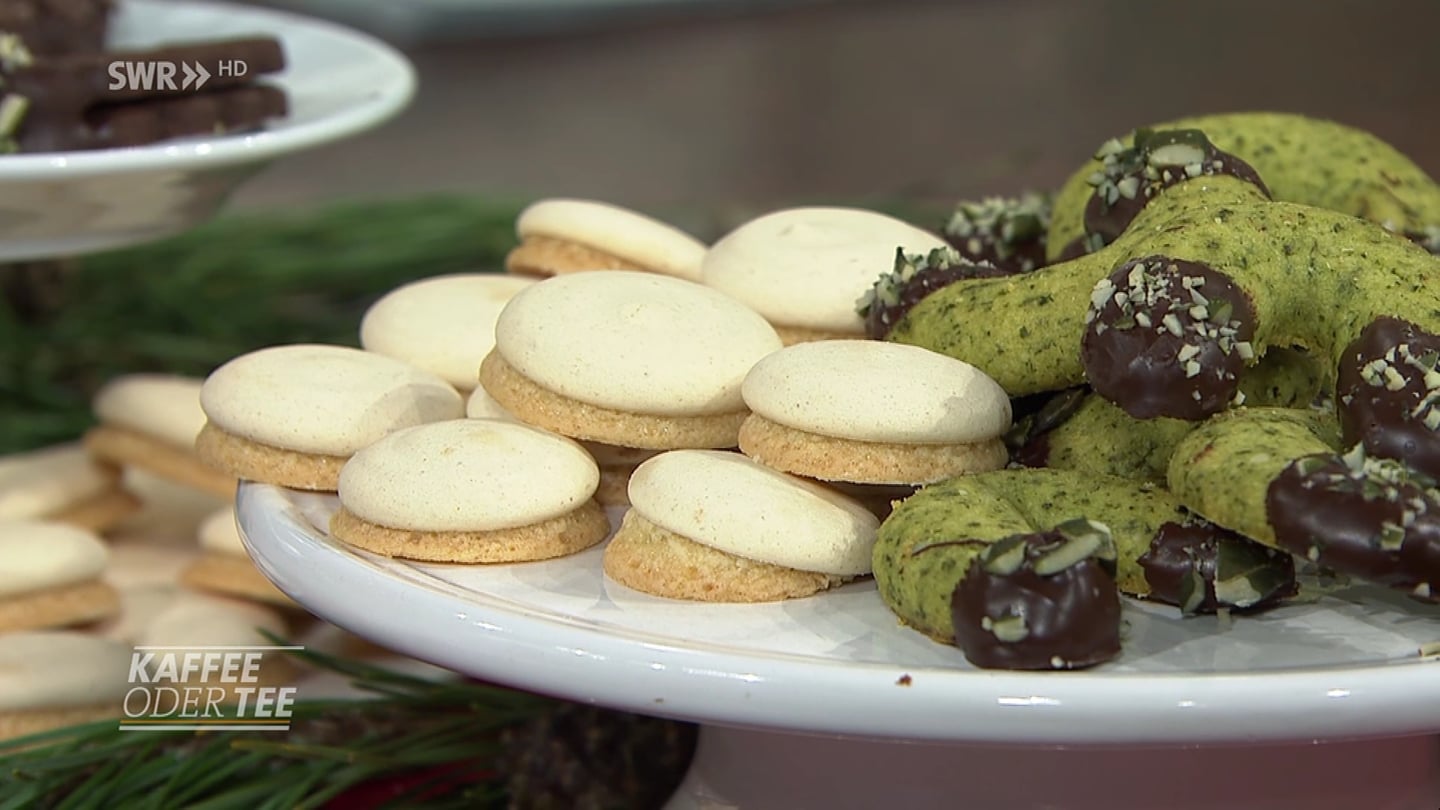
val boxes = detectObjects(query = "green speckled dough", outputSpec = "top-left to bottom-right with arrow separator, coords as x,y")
1035,347 -> 1322,481
873,469 -> 1185,642
1166,407 -> 1340,547
887,174 -> 1440,397
1048,112 -> 1440,259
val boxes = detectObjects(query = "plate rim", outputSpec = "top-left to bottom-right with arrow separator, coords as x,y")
238,482 -> 1440,745
0,0 -> 416,180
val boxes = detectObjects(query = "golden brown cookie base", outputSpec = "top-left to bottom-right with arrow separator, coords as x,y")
504,235 -> 650,277
330,500 -> 610,563
0,580 -> 120,632
195,422 -> 348,492
0,706 -> 119,743
86,425 -> 238,499
46,487 -> 142,533
479,351 -> 747,449
772,323 -> 862,346
603,510 -> 849,602
180,554 -> 298,608
738,414 -> 1009,485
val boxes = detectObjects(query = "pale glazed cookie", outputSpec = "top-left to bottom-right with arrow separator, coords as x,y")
603,450 -> 879,602
197,344 -> 465,491
330,419 -> 610,563
85,373 -> 239,499
701,207 -> 949,344
360,273 -> 535,390
739,340 -> 1012,485
140,593 -> 296,693
141,592 -> 288,651
179,505 -> 297,607
94,585 -> 181,644
505,198 -> 707,282
98,533 -> 201,644
0,520 -> 119,632
0,632 -> 133,741
481,271 -> 782,450
468,386 -> 648,505
0,443 -> 139,532
106,468 -> 228,546
103,539 -> 200,590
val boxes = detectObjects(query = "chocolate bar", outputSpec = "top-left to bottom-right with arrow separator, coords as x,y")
0,0 -> 112,56
91,84 -> 288,149
12,84 -> 287,152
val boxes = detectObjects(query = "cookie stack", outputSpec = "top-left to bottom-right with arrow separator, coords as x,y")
0,372 -> 306,740
735,339 -> 1013,517
181,199 -> 1002,611
488,201 -> 914,601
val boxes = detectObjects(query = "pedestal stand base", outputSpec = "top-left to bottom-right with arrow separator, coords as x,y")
666,725 -> 1440,810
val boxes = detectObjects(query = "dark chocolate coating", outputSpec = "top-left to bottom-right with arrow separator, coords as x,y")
81,84 -> 287,150
1007,386 -> 1089,465
863,259 -> 1009,340
1267,452 -> 1440,602
1083,135 -> 1269,249
946,233 -> 1049,275
821,481 -> 917,521
943,199 -> 1051,274
950,531 -> 1121,670
1335,316 -> 1440,480
1137,521 -> 1297,614
1081,256 -> 1257,420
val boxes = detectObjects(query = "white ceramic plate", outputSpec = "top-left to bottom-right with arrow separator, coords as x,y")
238,482 -> 1440,746
0,0 -> 415,259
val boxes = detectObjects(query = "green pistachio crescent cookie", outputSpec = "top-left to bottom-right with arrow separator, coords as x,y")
1166,407 -> 1340,548
873,468 -> 1296,669
1167,406 -> 1439,601
1048,112 -> 1440,260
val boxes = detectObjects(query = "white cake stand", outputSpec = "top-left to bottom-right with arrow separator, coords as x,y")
237,483 -> 1440,810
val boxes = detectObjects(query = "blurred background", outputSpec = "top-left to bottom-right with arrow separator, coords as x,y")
233,0 -> 1440,213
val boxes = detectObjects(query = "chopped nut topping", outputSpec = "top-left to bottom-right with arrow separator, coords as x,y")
943,192 -> 1052,272
986,613 -> 1030,643
0,34 -> 33,72
980,535 -> 1029,576
856,245 -> 981,317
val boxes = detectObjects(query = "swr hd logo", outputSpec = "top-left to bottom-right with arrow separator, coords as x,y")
106,59 -> 248,91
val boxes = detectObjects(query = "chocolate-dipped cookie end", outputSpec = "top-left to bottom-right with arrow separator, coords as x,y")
857,246 -> 1007,340
1267,448 -> 1440,601
1138,520 -> 1297,614
1336,316 -> 1440,480
951,520 -> 1122,670
1081,256 -> 1255,420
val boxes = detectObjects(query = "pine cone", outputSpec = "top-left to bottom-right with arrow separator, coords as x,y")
499,703 -> 697,810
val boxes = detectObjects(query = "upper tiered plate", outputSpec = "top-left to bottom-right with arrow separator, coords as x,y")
0,0 -> 415,260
